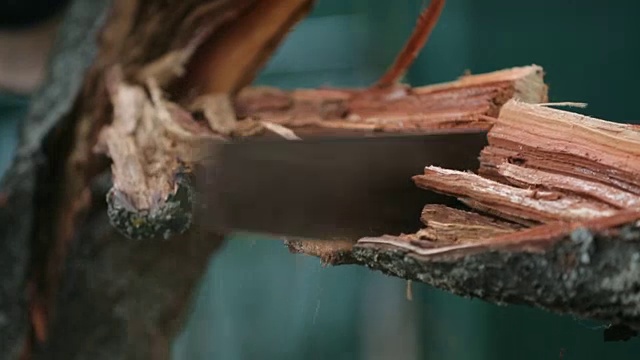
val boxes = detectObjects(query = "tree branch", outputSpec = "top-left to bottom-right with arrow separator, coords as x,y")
304,100 -> 640,330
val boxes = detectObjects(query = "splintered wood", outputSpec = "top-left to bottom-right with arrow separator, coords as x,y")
233,65 -> 547,137
95,68 -> 219,211
363,100 -> 640,254
411,205 -> 520,245
97,64 -> 546,219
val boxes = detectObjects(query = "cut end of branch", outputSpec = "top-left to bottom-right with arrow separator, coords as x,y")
341,98 -> 640,328
95,68 -> 220,240
106,173 -> 194,241
403,99 -> 640,248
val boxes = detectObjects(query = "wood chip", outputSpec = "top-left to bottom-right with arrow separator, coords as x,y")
260,121 -> 301,140
413,166 -> 617,223
497,163 -> 640,209
414,204 -> 520,244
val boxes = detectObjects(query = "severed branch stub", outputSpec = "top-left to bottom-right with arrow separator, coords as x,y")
90,0 -> 317,241
94,68 -> 223,240
339,100 -> 640,330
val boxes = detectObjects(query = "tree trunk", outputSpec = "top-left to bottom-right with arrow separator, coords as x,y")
1,0 -> 314,358
2,0 -> 640,358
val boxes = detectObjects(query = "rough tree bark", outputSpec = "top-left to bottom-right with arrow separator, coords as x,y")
1,0 -> 639,359
1,0 -> 316,358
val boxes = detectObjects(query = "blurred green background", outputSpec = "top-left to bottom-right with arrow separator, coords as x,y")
2,1 -> 640,359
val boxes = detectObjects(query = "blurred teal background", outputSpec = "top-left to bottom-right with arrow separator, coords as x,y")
0,93 -> 27,177
2,1 -> 640,359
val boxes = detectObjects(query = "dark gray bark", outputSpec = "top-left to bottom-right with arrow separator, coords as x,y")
353,224 -> 640,333
0,0 -> 110,358
36,173 -> 223,360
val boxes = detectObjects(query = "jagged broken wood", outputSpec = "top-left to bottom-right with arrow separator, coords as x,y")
97,61 -> 546,239
305,100 -> 640,332
97,62 -> 546,242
